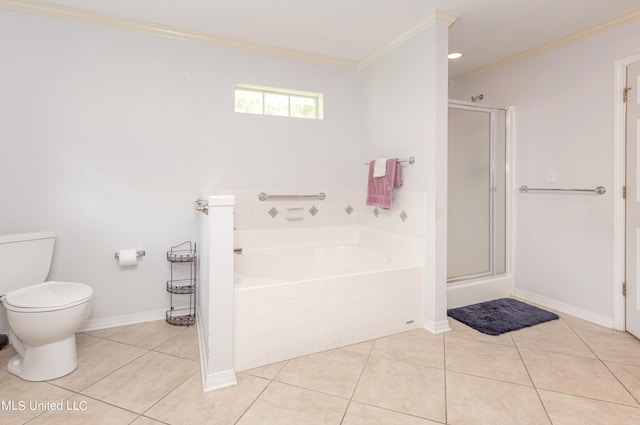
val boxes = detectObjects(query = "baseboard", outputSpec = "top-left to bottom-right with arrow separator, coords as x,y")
79,309 -> 166,332
201,369 -> 237,393
422,318 -> 451,334
196,314 -> 237,393
513,289 -> 613,329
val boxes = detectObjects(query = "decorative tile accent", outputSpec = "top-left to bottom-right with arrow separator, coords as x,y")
268,207 -> 279,218
309,206 -> 318,216
345,204 -> 354,215
373,207 -> 380,217
400,210 -> 408,222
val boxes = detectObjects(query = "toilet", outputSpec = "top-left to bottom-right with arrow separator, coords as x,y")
0,232 -> 93,381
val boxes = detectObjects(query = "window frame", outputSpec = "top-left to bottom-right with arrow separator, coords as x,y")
234,84 -> 324,120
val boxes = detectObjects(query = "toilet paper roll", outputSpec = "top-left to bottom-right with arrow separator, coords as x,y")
118,249 -> 138,267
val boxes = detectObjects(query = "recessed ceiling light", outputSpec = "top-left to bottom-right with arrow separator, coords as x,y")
448,52 -> 463,60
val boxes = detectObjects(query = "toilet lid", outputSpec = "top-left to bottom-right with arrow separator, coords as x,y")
4,281 -> 93,309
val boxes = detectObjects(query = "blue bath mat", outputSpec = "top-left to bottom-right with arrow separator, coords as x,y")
447,298 -> 559,336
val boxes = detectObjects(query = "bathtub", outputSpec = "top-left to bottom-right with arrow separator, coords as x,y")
232,225 -> 425,371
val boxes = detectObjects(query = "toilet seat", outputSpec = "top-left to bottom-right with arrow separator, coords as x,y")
2,281 -> 93,313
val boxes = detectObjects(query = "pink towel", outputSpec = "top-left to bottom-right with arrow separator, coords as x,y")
366,158 -> 403,209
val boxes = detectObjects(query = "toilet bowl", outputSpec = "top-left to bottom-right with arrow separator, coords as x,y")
2,281 -> 93,381
0,232 -> 93,381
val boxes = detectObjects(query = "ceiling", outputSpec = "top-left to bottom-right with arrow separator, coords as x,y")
12,0 -> 640,78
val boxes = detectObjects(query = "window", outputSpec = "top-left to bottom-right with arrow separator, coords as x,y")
234,84 -> 323,120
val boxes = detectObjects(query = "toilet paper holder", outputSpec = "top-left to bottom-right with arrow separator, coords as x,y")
114,250 -> 146,260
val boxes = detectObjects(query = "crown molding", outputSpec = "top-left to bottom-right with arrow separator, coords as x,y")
0,0 -> 357,70
357,9 -> 458,71
452,7 -> 640,83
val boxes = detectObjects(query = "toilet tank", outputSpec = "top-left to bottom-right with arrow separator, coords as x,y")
0,232 -> 56,295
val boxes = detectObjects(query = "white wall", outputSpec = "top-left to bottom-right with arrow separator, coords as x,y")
0,10 -> 358,328
359,21 -> 450,332
450,19 -> 640,323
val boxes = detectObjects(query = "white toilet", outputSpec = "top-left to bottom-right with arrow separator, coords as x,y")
0,232 -> 93,381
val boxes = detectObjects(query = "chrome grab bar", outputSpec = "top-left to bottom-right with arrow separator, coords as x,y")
194,199 -> 208,215
258,192 -> 326,201
519,185 -> 606,195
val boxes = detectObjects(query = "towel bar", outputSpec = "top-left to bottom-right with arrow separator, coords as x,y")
364,156 -> 415,166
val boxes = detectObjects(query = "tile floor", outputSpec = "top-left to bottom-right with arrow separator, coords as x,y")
2,307 -> 640,424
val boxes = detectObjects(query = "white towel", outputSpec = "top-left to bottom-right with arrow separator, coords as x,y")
373,158 -> 388,178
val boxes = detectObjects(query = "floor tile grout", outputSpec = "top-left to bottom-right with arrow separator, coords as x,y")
442,331 -> 448,425
559,314 -> 640,408
338,339 -> 376,424
4,316 -> 640,425
512,328 -> 555,425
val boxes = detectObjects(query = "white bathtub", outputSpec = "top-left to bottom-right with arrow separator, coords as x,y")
232,225 -> 425,371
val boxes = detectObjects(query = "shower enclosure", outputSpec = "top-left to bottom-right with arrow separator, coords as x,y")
447,101 -> 507,283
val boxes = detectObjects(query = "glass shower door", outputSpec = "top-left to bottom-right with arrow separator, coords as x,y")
447,103 -> 506,282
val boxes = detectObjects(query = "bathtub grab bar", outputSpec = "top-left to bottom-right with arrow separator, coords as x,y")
194,199 -> 208,215
364,156 -> 415,166
258,192 -> 326,201
519,185 -> 606,195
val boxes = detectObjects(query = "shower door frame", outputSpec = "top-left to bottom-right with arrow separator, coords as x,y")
447,100 -> 508,284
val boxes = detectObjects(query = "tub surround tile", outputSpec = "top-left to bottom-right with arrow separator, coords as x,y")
539,390 -> 640,425
445,336 -> 532,386
235,303 -> 271,325
49,338 -> 147,392
25,394 -> 138,425
227,188 -> 427,238
342,402 -> 443,425
235,286 -> 272,307
236,381 -> 349,425
234,251 -> 423,371
575,329 -> 640,366
81,351 -> 199,413
230,190 -> 370,231
274,348 -> 368,398
352,356 -> 446,422
510,319 -> 596,358
446,372 -> 551,425
146,373 -> 270,425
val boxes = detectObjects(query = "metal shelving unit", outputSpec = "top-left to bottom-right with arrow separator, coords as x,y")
166,241 -> 196,326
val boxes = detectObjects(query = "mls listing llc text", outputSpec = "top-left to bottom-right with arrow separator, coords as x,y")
2,399 -> 88,412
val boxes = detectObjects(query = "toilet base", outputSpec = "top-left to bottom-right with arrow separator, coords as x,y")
7,334 -> 78,381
